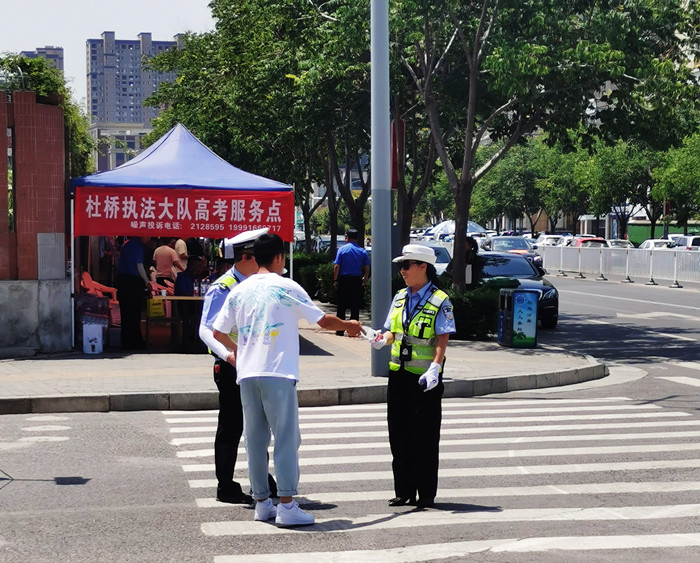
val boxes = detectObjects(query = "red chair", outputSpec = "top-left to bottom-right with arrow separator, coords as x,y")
80,271 -> 120,327
148,280 -> 175,296
81,271 -> 117,303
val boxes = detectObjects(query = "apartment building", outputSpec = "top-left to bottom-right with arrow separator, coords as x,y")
86,32 -> 180,170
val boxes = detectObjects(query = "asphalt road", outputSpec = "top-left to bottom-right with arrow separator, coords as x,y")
1,275 -> 699,562
538,274 -> 700,412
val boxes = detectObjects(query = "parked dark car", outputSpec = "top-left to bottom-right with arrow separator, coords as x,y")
445,252 -> 559,329
483,236 -> 543,265
368,242 -> 452,275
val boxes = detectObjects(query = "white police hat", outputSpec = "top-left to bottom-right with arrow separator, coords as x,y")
392,244 -> 437,265
221,227 -> 269,259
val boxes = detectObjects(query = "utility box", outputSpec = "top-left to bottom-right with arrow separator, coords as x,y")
498,289 -> 539,348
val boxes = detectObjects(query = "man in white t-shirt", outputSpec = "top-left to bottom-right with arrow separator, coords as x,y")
213,233 -> 361,526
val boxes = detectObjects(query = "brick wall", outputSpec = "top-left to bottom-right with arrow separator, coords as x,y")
0,91 -> 65,280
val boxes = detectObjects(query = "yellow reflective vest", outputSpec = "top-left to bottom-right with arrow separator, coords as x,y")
388,284 -> 448,375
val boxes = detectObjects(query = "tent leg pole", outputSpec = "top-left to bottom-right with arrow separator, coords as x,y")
70,196 -> 75,350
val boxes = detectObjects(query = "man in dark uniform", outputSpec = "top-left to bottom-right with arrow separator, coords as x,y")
115,236 -> 151,350
198,228 -> 276,503
332,228 -> 370,336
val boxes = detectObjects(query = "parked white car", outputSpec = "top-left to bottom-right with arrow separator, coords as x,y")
671,235 -> 700,250
607,239 -> 634,248
535,234 -> 563,247
638,239 -> 671,250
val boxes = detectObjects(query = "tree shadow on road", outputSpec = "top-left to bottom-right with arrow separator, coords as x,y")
537,313 -> 699,365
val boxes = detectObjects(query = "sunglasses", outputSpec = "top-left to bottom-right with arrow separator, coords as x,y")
399,260 -> 421,270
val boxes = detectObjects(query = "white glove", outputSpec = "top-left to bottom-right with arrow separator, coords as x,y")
418,362 -> 441,392
360,326 -> 386,349
371,332 -> 388,350
361,326 -> 378,341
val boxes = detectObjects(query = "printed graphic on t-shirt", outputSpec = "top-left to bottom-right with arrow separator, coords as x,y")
227,285 -> 310,346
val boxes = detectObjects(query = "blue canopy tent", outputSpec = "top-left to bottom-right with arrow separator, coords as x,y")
71,123 -> 294,239
70,123 -> 295,342
72,123 -> 292,192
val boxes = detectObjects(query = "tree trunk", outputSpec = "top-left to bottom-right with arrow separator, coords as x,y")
450,181 -> 472,289
348,203 -> 365,242
618,215 -> 629,240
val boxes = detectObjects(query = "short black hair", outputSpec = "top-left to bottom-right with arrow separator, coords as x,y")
233,244 -> 254,263
346,228 -> 359,241
254,233 -> 284,267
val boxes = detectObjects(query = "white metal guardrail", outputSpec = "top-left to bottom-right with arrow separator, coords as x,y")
541,247 -> 700,285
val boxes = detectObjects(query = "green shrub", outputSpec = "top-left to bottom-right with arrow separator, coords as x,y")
298,265 -> 320,298
291,252 -> 332,278
315,262 -> 337,304
312,263 -> 501,341
291,252 -> 332,299
445,285 -> 500,341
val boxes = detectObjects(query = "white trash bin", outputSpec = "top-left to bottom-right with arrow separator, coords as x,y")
82,323 -> 104,354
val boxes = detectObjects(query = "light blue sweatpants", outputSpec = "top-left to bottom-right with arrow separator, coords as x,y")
239,377 -> 301,499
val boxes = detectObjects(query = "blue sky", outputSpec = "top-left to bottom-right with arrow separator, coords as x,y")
0,0 -> 214,107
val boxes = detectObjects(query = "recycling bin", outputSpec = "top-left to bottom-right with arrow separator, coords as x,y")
498,289 -> 539,348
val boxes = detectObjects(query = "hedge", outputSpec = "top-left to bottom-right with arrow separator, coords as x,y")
296,256 -> 504,341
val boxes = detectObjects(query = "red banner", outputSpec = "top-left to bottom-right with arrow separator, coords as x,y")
74,187 -> 295,241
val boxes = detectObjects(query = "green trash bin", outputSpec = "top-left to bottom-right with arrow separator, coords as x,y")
498,289 -> 538,348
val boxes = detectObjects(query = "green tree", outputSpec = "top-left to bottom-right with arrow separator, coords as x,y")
588,139 -> 660,238
0,54 -> 94,178
415,172 -> 455,226
395,0 -> 698,287
653,131 -> 700,234
534,140 -> 590,234
472,140 -> 541,234
146,1 -> 375,256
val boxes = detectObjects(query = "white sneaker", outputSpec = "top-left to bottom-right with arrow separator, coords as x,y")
275,501 -> 314,526
254,498 -> 276,521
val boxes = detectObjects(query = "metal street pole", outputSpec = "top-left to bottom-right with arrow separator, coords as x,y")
370,0 -> 391,376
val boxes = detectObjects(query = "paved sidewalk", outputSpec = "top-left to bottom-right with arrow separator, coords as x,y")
0,321 -> 606,414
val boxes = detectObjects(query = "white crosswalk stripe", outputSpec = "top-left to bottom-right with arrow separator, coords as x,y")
202,504 -> 700,536
660,376 -> 700,388
163,396 -> 700,560
213,534 -> 700,562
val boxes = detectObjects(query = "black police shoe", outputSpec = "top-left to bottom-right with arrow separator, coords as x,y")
388,496 -> 416,507
216,491 -> 254,504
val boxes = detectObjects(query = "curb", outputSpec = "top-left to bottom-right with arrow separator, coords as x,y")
0,359 -> 607,415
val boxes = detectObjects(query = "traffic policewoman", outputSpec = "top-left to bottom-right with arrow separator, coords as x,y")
371,244 -> 455,509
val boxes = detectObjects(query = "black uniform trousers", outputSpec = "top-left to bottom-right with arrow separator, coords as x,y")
387,367 -> 443,503
116,273 -> 146,349
213,359 -> 277,497
213,359 -> 245,497
336,275 -> 363,335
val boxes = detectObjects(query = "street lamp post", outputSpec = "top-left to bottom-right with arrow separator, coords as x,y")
370,0 -> 391,376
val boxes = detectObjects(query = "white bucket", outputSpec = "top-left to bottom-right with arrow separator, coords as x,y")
83,323 -> 103,354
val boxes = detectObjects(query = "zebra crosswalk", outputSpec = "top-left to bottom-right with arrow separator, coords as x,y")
164,396 -> 700,561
